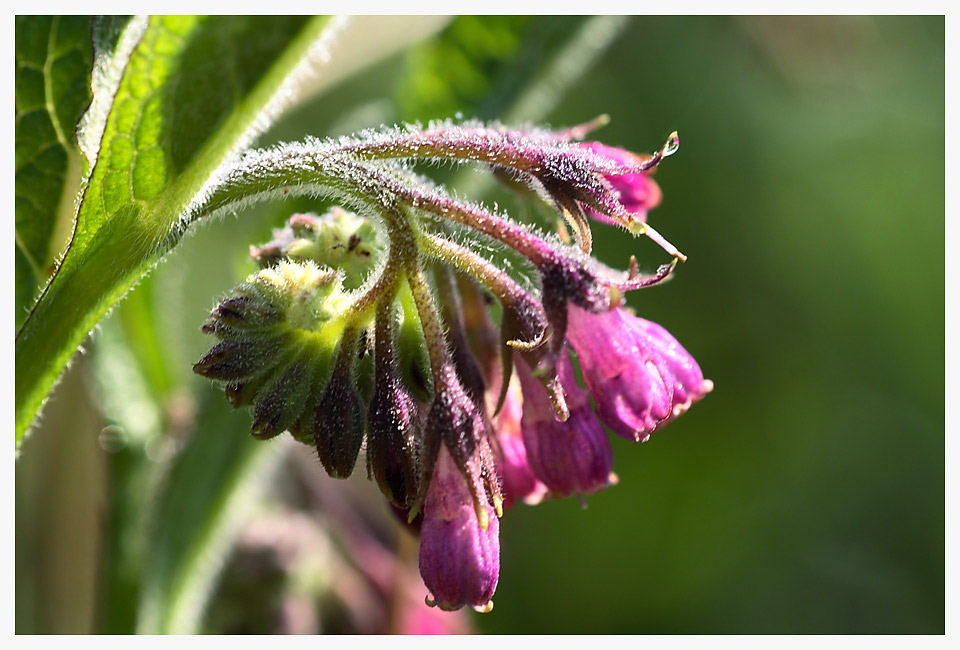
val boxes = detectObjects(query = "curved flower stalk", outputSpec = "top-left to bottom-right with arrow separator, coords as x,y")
192,119 -> 711,612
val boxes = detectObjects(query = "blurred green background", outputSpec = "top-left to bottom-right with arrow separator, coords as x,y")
15,16 -> 943,634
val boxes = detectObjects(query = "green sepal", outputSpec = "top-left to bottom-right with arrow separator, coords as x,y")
396,278 -> 435,403
195,260 -> 350,443
250,353 -> 313,440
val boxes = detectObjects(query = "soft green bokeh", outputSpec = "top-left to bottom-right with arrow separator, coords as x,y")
476,15 -> 944,633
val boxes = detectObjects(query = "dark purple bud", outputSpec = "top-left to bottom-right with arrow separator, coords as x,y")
192,338 -> 285,381
202,294 -> 284,337
367,303 -> 424,508
367,376 -> 421,506
419,446 -> 499,613
516,355 -> 613,497
195,261 -> 349,449
421,366 -> 502,527
312,332 -> 365,478
566,304 -> 711,442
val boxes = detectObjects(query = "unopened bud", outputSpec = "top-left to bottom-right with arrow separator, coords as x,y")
311,330 -> 366,478
367,301 -> 424,507
250,208 -> 382,290
194,261 -> 347,444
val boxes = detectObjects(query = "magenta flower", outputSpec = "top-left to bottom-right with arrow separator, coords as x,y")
566,303 -> 712,443
419,446 -> 500,613
579,142 -> 663,226
516,355 -> 614,497
492,381 -> 546,510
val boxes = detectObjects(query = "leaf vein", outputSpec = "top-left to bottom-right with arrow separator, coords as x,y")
42,16 -> 71,150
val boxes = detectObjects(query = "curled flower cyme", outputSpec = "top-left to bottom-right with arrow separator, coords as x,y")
193,119 -> 710,612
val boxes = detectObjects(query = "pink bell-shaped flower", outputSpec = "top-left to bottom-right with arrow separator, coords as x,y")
419,446 -> 500,613
516,354 -> 614,497
566,304 -> 711,442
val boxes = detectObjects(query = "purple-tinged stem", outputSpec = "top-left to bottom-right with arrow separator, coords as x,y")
360,166 -> 566,268
338,123 -> 674,177
419,233 -> 546,328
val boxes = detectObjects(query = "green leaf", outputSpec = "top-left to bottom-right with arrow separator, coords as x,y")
15,16 -> 93,329
15,16 -> 337,448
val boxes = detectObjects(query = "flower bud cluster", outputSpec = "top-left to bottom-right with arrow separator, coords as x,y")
194,119 -> 711,613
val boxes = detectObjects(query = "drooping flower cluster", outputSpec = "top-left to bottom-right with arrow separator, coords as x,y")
193,119 -> 711,612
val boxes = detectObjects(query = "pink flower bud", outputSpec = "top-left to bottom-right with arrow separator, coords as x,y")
579,142 -> 662,226
516,355 -> 613,497
566,304 -> 711,442
492,380 -> 546,510
419,446 -> 500,612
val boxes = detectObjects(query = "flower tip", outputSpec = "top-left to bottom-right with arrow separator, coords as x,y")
661,131 -> 680,158
608,471 -> 620,486
472,600 -> 495,614
523,490 -> 547,506
424,594 -> 449,611
476,500 -> 490,531
425,593 -> 494,614
407,501 -> 423,524
671,378 -> 713,417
